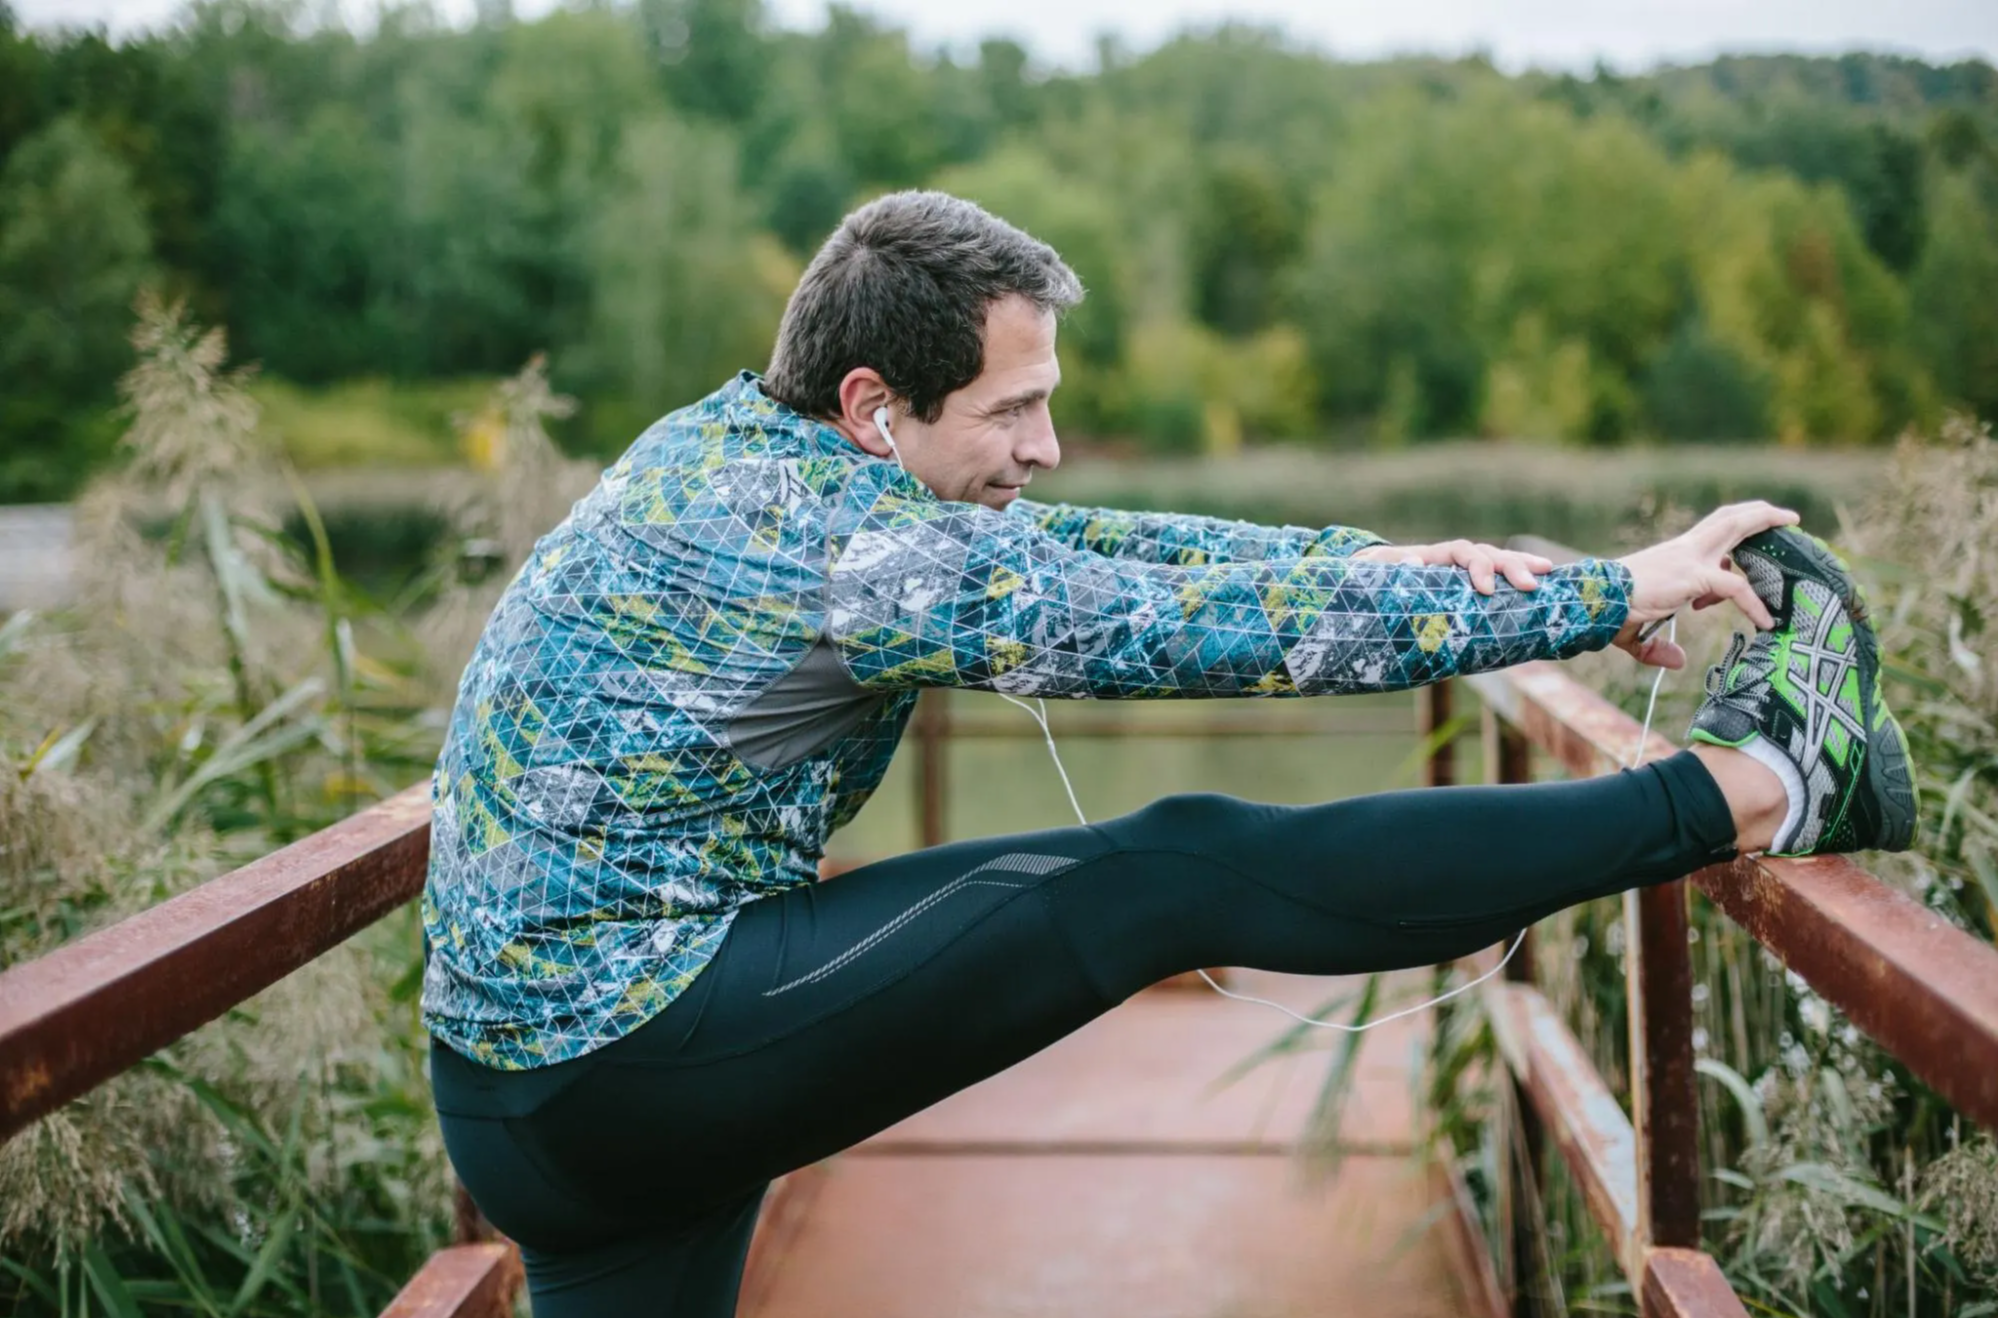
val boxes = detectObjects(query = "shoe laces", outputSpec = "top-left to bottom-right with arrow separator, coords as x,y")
1703,631 -> 1750,700
1702,629 -> 1778,723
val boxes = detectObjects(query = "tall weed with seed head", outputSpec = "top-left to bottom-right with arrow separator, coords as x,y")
1842,416 -> 1996,945
409,352 -> 596,709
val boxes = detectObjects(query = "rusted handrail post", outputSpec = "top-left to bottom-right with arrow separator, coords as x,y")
1482,710 -> 1537,985
1421,680 -> 1456,788
915,689 -> 950,848
1482,704 -> 1543,1317
453,1183 -> 493,1245
1627,876 -> 1702,1249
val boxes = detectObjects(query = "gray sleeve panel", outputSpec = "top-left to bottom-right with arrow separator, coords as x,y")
727,635 -> 889,771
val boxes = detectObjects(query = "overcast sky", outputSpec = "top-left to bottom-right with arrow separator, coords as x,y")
12,0 -> 1996,74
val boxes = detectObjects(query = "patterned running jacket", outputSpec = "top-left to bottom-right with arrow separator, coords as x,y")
420,371 -> 1633,1069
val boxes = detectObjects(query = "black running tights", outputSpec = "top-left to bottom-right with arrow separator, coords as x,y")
428,751 -> 1738,1318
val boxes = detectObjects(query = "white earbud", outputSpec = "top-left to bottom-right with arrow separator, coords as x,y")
872,406 -> 907,473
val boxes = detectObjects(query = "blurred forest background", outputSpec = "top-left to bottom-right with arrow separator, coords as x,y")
0,0 -> 1995,505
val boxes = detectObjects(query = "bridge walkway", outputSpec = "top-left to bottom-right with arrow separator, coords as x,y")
740,967 -> 1481,1318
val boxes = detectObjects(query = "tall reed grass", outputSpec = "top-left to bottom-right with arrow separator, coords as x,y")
0,298 -> 590,1316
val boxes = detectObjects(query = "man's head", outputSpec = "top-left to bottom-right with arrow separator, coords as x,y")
762,191 -> 1083,510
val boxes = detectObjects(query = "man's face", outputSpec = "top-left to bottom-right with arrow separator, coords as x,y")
884,294 -> 1062,510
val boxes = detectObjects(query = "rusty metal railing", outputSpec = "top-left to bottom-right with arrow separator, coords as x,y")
0,784 -> 523,1318
1435,638 -> 1997,1316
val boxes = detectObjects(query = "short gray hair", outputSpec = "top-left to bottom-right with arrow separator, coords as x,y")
762,190 -> 1083,424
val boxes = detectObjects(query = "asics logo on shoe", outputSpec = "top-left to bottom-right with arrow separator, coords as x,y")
1782,580 -> 1867,770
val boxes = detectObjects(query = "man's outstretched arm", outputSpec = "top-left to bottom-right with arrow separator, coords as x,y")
826,464 -> 1632,700
1007,496 -> 1387,566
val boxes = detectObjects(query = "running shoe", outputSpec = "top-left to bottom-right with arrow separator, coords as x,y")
1686,527 -> 1917,856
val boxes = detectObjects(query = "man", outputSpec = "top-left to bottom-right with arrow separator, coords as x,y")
421,191 -> 1915,1317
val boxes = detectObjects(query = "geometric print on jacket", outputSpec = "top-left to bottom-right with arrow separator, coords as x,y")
420,370 -> 1633,1070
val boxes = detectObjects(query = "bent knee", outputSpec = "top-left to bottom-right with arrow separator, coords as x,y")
1100,791 -> 1262,848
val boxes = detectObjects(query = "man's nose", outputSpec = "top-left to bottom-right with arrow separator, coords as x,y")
1019,413 -> 1061,471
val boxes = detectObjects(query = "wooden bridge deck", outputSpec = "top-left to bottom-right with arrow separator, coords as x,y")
739,967 -> 1481,1318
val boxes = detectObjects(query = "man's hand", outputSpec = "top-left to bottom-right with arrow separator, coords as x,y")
1349,540 -> 1554,594
1612,501 -> 1800,669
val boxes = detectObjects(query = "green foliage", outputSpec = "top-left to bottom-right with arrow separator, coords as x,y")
644,0 -> 767,124
1909,172 -> 1999,422
1188,152 -> 1304,337
0,114 -> 154,501
0,9 -> 1992,487
1640,316 -> 1773,442
564,112 -> 794,451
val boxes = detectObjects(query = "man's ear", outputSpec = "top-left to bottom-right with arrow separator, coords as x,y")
834,368 -> 897,459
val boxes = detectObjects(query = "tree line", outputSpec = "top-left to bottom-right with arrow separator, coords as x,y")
0,0 -> 1993,500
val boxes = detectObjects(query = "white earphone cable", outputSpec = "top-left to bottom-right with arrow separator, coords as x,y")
873,406 -> 908,474
1004,615 -> 1678,1032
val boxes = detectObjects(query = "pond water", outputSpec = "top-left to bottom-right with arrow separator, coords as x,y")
827,687 -> 1489,862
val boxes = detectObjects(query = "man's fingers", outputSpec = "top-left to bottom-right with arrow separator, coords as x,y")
1503,548 -> 1543,592
1710,569 -> 1774,630
1695,501 -> 1800,555
1444,540 -> 1493,593
1498,552 -> 1541,591
1639,636 -> 1687,669
1616,630 -> 1686,669
1428,540 -> 1546,592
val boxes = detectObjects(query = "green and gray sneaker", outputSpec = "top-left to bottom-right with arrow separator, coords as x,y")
1686,527 -> 1917,856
